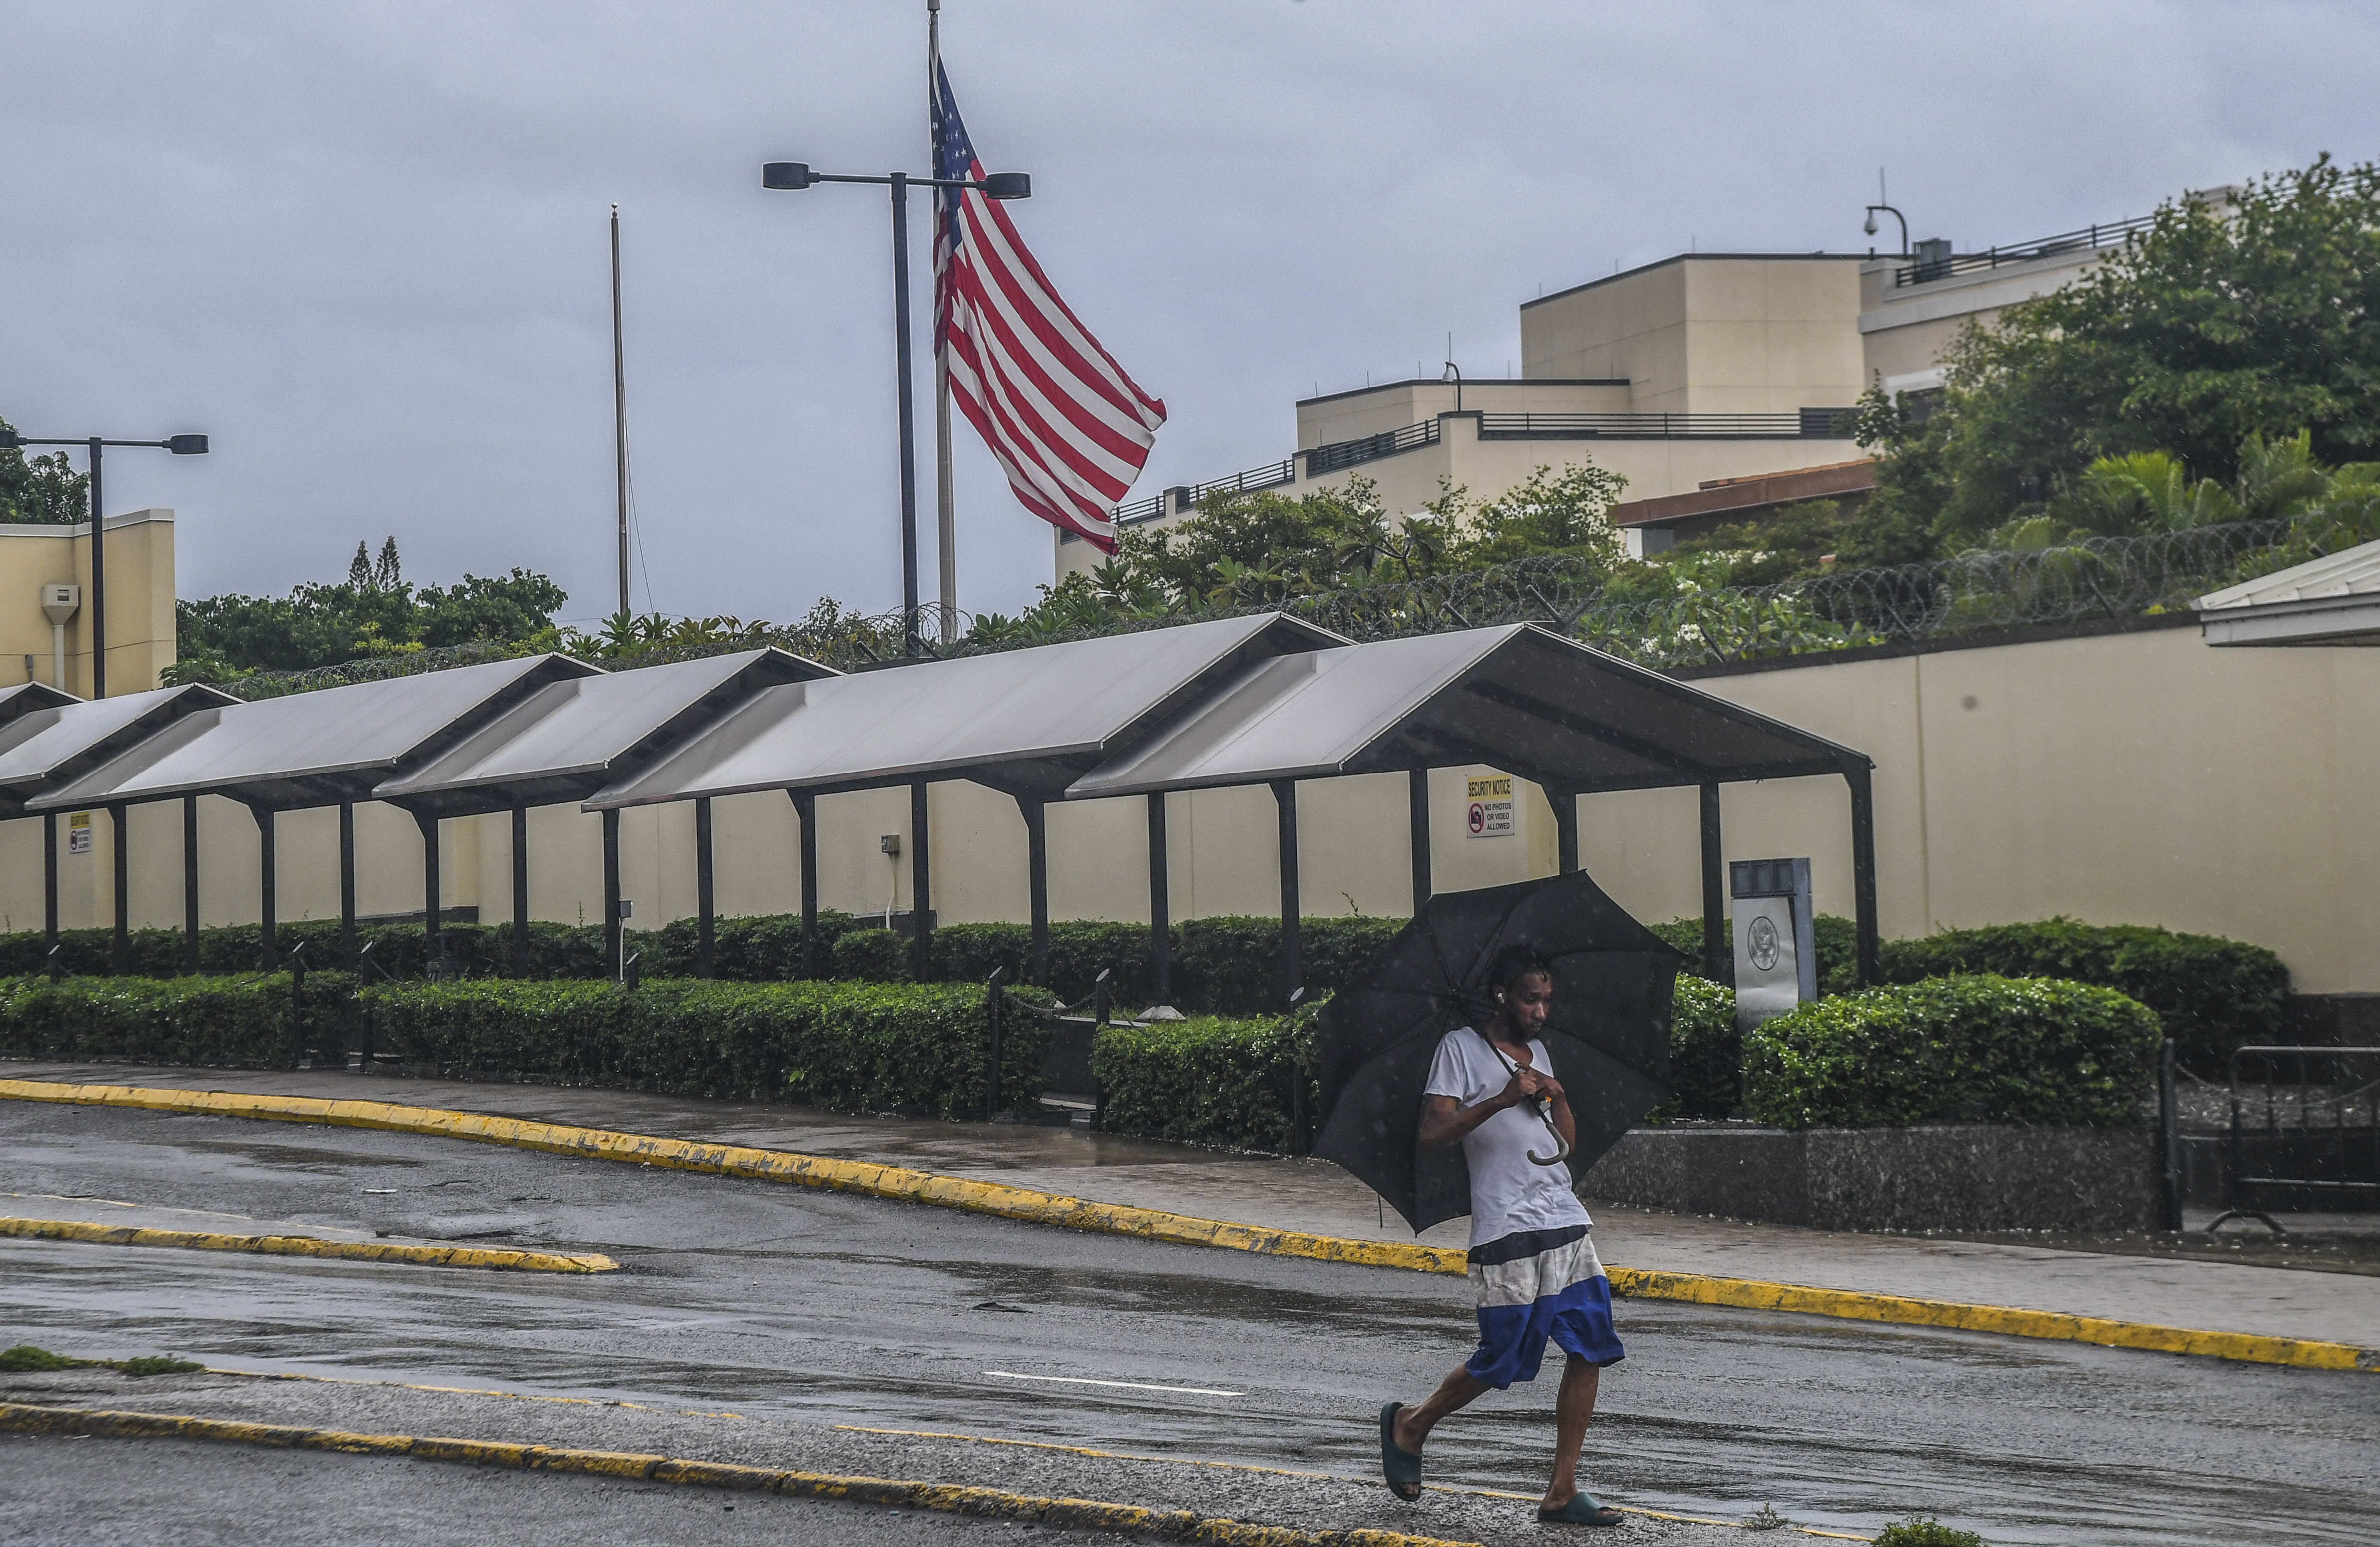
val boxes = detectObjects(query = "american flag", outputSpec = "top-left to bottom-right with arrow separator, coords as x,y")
934,63 -> 1164,552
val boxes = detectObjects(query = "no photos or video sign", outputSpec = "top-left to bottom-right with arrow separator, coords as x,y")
1465,775 -> 1513,839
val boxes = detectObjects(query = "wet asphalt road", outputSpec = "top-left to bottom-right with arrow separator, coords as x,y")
1,1429 -> 1081,1547
2,1100 -> 2376,1546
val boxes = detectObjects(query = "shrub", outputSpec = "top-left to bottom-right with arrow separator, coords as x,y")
1872,1517 -> 1986,1547
0,971 -> 360,1067
929,920 -> 1156,1004
831,927 -> 913,982
1172,915 -> 1402,1016
1875,917 -> 2287,1068
1744,975 -> 2161,1130
361,977 -> 1053,1119
1649,974 -> 1740,1121
1092,1002 -> 1322,1154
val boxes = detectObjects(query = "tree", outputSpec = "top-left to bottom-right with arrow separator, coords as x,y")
0,415 -> 88,525
169,539 -> 568,681
1859,155 -> 2380,547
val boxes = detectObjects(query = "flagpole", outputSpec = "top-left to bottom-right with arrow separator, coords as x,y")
611,204 -> 631,621
929,0 -> 959,646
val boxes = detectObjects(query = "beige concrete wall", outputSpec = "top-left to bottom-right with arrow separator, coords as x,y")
1295,380 -> 1630,451
13,625 -> 2365,996
0,511 -> 177,696
1059,413 -> 1861,581
1521,257 -> 1866,414
1855,249 -> 2104,387
1583,626 -> 2380,996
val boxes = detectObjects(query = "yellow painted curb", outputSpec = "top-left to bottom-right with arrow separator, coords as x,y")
0,1216 -> 616,1274
8,1077 -> 2373,1375
0,1401 -> 1481,1547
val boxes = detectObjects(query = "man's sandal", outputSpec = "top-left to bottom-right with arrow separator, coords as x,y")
1378,1403 -> 1424,1500
1537,1493 -> 1623,1527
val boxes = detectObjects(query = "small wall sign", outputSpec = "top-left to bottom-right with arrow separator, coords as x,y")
67,812 -> 93,855
1464,775 -> 1514,839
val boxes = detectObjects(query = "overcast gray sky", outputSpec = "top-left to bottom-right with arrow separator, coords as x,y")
4,1 -> 2375,627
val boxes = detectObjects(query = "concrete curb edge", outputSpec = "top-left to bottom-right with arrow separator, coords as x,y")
7,1077 -> 2373,1374
0,1401 -> 1483,1547
0,1215 -> 617,1274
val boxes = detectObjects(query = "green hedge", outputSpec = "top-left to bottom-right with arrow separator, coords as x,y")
360,978 -> 1052,1118
1743,974 -> 2161,1130
1091,1003 -> 1321,1154
0,910 -> 1394,1014
0,972 -> 360,1067
1874,918 -> 2287,1068
1649,974 -> 1740,1121
0,912 -> 864,984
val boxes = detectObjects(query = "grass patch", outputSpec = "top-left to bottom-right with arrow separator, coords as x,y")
0,1344 -> 205,1377
1874,1517 -> 1986,1547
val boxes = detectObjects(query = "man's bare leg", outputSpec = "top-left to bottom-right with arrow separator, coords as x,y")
1391,1363 -> 1490,1460
1540,1357 -> 1601,1509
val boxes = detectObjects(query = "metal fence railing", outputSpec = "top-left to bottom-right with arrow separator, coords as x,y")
1478,409 -> 1858,441
1302,419 -> 1439,476
215,508 -> 2373,697
1892,213 -> 2156,288
2211,1046 -> 2380,1229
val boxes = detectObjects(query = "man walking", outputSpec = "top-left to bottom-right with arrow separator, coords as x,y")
1379,946 -> 1626,1527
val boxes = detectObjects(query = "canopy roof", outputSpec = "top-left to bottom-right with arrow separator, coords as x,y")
0,684 -> 238,817
30,655 -> 595,813
373,649 -> 832,817
585,613 -> 1339,810
1067,624 -> 1868,799
2196,537 -> 2380,647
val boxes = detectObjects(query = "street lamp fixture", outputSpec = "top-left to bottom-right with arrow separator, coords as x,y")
1863,203 -> 1909,258
760,158 -> 1029,655
0,429 -> 210,698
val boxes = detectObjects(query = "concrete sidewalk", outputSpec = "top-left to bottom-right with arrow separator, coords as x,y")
9,1058 -> 2378,1354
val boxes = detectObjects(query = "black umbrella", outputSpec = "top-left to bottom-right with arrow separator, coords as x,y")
1311,869 -> 1683,1235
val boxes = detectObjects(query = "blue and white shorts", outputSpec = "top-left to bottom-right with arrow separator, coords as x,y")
1465,1224 -> 1625,1389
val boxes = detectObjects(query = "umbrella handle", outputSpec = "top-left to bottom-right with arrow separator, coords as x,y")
1525,1097 -> 1571,1167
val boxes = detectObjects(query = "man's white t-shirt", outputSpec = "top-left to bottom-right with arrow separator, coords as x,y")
1424,1026 -> 1593,1249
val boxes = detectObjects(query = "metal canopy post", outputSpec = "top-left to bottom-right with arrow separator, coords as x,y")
1407,767 -> 1431,911
695,796 -> 716,979
1146,793 -> 1171,1004
1018,796 -> 1049,986
1273,778 -> 1302,1006
1550,787 -> 1579,875
601,808 -> 622,981
416,810 -> 442,971
908,780 -> 932,980
109,804 -> 129,974
182,796 -> 200,973
510,803 -> 530,978
1845,765 -> 1880,986
42,812 -> 58,961
790,791 -> 818,977
1699,781 -> 1726,980
252,805 -> 277,969
338,800 -> 358,971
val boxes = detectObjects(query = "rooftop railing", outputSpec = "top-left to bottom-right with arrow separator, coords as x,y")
1302,418 -> 1440,476
1892,213 -> 2156,287
1479,409 -> 1858,440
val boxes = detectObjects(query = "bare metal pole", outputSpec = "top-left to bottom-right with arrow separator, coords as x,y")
930,0 -> 958,645
611,204 -> 631,621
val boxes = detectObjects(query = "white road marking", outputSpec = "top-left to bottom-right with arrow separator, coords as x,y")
983,1370 -> 1243,1397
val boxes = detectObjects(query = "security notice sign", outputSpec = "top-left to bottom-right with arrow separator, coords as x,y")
1464,776 -> 1514,839
67,812 -> 92,855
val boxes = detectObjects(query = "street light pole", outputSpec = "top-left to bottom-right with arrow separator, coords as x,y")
889,172 -> 921,654
0,430 -> 208,698
760,160 -> 1029,657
